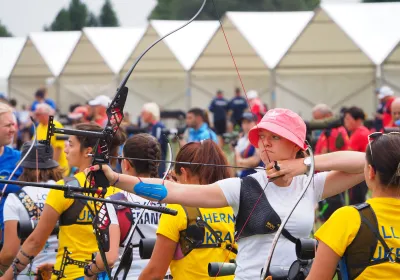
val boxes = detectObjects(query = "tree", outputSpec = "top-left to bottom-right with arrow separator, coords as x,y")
0,20 -> 12,37
149,0 -> 320,20
45,9 -> 71,31
87,12 -> 100,27
68,0 -> 89,30
99,0 -> 119,27
45,0 -> 89,31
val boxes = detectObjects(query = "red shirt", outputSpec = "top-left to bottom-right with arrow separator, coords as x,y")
349,126 -> 370,152
315,126 -> 350,154
383,97 -> 395,128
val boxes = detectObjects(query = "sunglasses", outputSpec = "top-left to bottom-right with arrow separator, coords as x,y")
368,132 -> 400,170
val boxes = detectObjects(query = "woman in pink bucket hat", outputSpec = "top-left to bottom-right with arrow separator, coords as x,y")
87,108 -> 366,280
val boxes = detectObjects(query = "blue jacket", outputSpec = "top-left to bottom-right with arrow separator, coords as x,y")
188,123 -> 218,143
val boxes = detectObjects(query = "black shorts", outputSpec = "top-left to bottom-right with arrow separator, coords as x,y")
214,119 -> 227,135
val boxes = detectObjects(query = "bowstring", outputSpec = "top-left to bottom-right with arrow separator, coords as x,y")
209,0 -> 277,278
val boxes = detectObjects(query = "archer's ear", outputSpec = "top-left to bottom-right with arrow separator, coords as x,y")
84,147 -> 93,158
368,164 -> 375,181
180,167 -> 189,183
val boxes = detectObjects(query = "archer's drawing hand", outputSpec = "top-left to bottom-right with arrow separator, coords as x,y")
266,158 -> 307,181
85,165 -> 117,184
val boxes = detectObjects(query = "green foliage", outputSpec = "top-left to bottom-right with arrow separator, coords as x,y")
45,0 -> 120,31
149,0 -> 321,20
0,20 -> 12,37
87,12 -> 100,27
99,0 -> 119,27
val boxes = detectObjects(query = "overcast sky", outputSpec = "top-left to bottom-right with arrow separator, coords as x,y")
0,0 -> 360,37
0,0 -> 157,37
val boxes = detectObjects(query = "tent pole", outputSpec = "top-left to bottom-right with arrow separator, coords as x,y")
185,71 -> 192,110
7,78 -> 11,99
270,69 -> 276,109
375,64 -> 383,113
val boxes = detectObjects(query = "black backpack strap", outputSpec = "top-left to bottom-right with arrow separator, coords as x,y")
344,203 -> 400,280
59,177 -> 91,226
282,228 -> 298,244
15,189 -> 41,220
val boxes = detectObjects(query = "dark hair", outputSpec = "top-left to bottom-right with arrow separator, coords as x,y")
188,107 -> 210,126
19,167 -> 64,182
35,88 -> 46,99
74,122 -> 126,156
9,99 -> 17,107
174,140 -> 232,184
123,134 -> 161,178
345,106 -> 365,121
366,133 -> 400,187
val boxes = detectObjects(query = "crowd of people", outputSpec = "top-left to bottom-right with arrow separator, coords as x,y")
0,84 -> 398,280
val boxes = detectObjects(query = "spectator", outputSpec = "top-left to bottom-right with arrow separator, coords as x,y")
312,104 -> 349,221
0,142 -> 60,278
88,95 -> 111,127
0,103 -> 22,244
344,106 -> 369,204
34,104 -> 68,173
235,112 -> 262,178
376,86 -> 395,128
247,90 -> 266,122
31,88 -> 56,112
67,106 -> 90,125
390,97 -> 400,127
141,102 -> 167,178
185,107 -> 217,144
313,104 -> 350,154
228,87 -> 248,129
209,90 -> 228,145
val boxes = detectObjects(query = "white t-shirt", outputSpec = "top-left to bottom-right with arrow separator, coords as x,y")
3,182 -> 58,280
218,171 -> 327,280
107,191 -> 170,279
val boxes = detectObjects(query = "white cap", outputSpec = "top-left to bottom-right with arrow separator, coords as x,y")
88,95 -> 111,108
247,90 -> 258,99
377,86 -> 394,99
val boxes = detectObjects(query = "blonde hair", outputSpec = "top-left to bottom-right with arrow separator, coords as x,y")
312,104 -> 333,116
0,102 -> 12,115
142,102 -> 160,121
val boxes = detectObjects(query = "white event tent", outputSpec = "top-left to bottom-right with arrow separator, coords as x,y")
59,27 -> 146,113
8,31 -> 80,108
0,37 -> 25,97
120,20 -> 219,116
275,2 -> 400,119
192,11 -> 313,111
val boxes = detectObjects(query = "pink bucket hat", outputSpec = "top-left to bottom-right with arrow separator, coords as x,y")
248,108 -> 307,150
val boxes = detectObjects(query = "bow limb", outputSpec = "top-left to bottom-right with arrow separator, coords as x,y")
260,145 -> 315,280
163,141 -> 174,181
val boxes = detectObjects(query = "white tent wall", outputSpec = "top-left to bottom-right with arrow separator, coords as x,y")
192,16 -> 271,115
0,37 -> 26,98
121,21 -> 220,120
8,38 -> 55,108
276,69 -> 376,119
58,74 -> 118,113
383,43 -> 400,93
59,33 -> 114,113
122,75 -> 187,119
276,7 -> 377,120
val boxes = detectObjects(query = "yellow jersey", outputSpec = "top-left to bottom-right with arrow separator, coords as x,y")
157,204 -> 236,280
46,172 -> 118,279
315,197 -> 400,279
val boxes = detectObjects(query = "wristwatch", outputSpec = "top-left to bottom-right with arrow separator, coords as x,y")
303,157 -> 312,173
